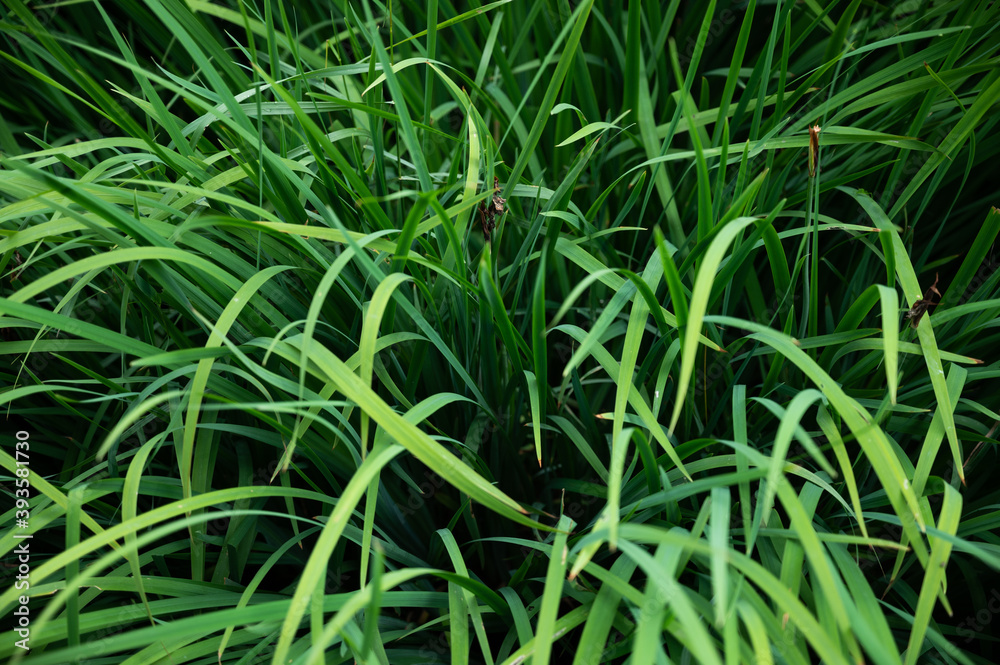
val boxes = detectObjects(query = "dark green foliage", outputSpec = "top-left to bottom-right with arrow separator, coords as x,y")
2,1 -> 1000,664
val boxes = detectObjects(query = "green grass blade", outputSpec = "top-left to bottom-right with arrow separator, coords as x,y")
877,285 -> 900,404
670,216 -> 760,434
847,187 -> 963,483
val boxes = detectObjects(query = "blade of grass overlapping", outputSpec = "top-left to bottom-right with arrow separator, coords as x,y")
4,2 -> 1000,663
570,555 -> 638,665
556,322 -> 690,482
669,217 -> 761,434
497,606 -> 590,665
903,483 -> 962,665
298,566 -> 469,665
749,389 -> 831,553
610,249 -> 665,539
358,270 -> 413,590
887,75 -> 1000,221
438,528 -> 494,665
503,0 -> 595,192
531,514 -> 575,665
826,541 -> 903,665
745,329 -> 930,566
567,425 -> 633,582
579,525 -> 852,665
814,405 -> 867,538
555,238 -> 721,353
620,536 -> 725,665
912,366 -> 967,503
627,545 -> 675,664
0,486 -> 333,631
171,263 -> 292,573
270,440 -> 404,665
216,528 -> 319,660
937,206 -> 1000,319
847,187 -> 963,483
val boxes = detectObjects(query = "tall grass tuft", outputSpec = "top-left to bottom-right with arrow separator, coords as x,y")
2,1 -> 999,663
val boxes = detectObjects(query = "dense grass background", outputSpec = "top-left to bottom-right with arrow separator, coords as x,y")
2,0 -> 1000,663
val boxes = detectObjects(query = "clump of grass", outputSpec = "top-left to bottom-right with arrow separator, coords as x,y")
2,1 -> 1000,664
